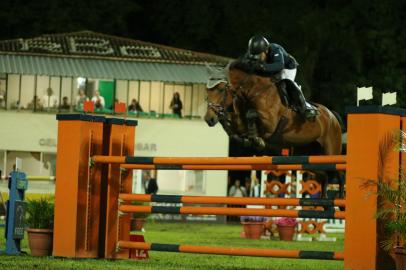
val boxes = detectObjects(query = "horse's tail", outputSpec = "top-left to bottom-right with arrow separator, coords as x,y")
332,110 -> 346,132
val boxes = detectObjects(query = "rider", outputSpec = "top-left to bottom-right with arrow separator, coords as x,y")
244,35 -> 317,119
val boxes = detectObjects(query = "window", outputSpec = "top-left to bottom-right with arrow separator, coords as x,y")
6,75 -> 20,110
20,75 -> 35,110
0,74 -> 6,109
59,77 -> 73,112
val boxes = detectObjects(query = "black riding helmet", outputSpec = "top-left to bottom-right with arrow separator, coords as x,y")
247,35 -> 270,60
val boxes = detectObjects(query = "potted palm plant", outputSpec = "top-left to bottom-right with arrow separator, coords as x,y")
369,130 -> 406,269
25,198 -> 54,256
375,179 -> 406,270
274,217 -> 298,241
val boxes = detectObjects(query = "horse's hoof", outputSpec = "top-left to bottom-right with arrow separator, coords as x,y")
253,137 -> 266,149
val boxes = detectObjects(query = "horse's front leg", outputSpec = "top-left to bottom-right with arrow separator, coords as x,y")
245,109 -> 266,150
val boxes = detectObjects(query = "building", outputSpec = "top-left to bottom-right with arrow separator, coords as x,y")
0,31 -> 231,197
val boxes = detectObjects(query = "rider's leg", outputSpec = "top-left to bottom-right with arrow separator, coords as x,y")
280,68 -> 297,81
280,68 -> 317,119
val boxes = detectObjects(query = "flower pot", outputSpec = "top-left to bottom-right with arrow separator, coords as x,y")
242,222 -> 264,239
131,218 -> 146,231
27,228 -> 53,256
394,246 -> 406,270
277,224 -> 296,241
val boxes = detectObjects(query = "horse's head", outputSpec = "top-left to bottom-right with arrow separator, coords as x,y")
204,64 -> 233,127
204,81 -> 233,126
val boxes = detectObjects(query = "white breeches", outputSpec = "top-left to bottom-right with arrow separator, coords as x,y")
280,68 -> 297,81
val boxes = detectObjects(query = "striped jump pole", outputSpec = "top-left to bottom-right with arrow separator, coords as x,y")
117,241 -> 344,260
118,205 -> 345,219
92,155 -> 346,165
120,164 -> 346,171
93,155 -> 346,165
119,193 -> 346,207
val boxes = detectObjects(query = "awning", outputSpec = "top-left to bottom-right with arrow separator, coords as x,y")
0,54 -> 210,83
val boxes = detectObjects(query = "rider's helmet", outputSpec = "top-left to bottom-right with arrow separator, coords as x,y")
247,35 -> 270,60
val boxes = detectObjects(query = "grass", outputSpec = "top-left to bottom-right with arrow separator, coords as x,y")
0,221 -> 344,270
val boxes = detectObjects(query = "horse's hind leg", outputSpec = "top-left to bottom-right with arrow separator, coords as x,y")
321,122 -> 342,155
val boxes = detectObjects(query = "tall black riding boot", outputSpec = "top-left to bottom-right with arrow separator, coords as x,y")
292,84 -> 318,119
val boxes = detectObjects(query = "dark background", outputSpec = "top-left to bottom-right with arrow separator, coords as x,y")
0,0 -> 404,115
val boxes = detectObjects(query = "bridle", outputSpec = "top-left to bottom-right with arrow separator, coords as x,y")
206,83 -> 231,118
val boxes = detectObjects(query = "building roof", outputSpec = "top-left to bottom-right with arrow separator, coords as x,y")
0,31 -> 231,83
0,31 -> 230,65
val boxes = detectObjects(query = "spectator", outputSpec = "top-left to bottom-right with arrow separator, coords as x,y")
59,96 -> 70,111
95,99 -> 103,110
75,89 -> 89,110
250,177 -> 261,197
41,87 -> 58,109
144,170 -> 158,195
169,92 -> 183,118
229,179 -> 247,197
128,98 -> 143,113
27,95 -> 43,110
91,90 -> 105,109
0,88 -> 5,108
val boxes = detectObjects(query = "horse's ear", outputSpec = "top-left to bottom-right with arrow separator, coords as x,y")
205,62 -> 217,76
225,61 -> 233,72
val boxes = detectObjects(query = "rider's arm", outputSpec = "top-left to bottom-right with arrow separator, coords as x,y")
262,48 -> 284,73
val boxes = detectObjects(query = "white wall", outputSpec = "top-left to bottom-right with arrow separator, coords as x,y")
0,112 -> 229,196
134,117 -> 228,196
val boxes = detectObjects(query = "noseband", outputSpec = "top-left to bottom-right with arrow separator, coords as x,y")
207,83 -> 231,117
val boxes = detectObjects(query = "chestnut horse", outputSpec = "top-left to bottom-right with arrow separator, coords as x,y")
204,65 -> 342,155
204,64 -> 344,198
225,63 -> 343,155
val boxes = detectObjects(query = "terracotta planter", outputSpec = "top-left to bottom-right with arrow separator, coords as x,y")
394,246 -> 406,270
242,222 -> 264,239
277,224 -> 296,241
131,218 -> 146,231
27,228 -> 53,256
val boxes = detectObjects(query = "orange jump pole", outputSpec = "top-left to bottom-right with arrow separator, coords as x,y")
53,114 -> 105,258
92,155 -> 346,165
102,118 -> 137,259
118,205 -> 345,219
117,241 -> 344,260
118,193 -> 346,207
120,163 -> 346,171
345,106 -> 402,270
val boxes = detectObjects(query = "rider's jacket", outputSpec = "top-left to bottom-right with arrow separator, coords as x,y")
244,43 -> 298,74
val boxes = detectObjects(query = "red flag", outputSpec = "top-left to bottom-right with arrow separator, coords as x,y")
129,234 -> 149,260
115,102 -> 126,113
83,101 -> 94,112
281,148 -> 289,156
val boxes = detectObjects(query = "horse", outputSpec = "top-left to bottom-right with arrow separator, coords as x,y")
204,63 -> 344,199
226,61 -> 343,155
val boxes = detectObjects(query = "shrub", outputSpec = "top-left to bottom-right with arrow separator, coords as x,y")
25,198 -> 54,229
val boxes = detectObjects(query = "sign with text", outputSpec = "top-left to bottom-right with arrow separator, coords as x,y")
129,234 -> 149,260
